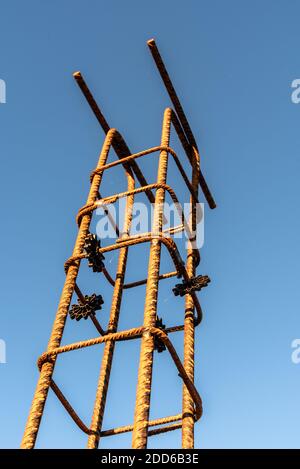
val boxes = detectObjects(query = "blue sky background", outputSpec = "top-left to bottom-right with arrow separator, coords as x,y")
1,0 -> 300,449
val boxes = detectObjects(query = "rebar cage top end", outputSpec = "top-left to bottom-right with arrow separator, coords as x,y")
21,38 -> 216,450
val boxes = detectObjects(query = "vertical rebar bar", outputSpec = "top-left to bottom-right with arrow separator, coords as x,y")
182,148 -> 200,448
87,166 -> 135,448
21,130 -> 117,449
132,108 -> 172,449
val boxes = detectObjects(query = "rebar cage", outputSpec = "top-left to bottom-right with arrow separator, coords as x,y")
21,39 -> 216,449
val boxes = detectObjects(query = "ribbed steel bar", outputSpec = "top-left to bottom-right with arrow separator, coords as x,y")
182,142 -> 200,448
87,166 -> 135,448
147,39 -> 216,210
41,324 -> 203,440
100,414 -> 182,437
51,378 -> 182,438
170,111 -> 216,209
73,71 -> 155,205
21,129 -> 118,449
147,39 -> 196,148
88,144 -> 198,203
132,108 -> 172,448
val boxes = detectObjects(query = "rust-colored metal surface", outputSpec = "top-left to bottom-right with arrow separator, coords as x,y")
21,39 -> 216,449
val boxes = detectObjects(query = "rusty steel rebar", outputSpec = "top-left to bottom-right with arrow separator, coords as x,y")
87,165 -> 135,448
132,108 -> 172,448
22,39 -> 215,449
147,38 -> 216,210
21,129 -> 122,449
182,142 -> 200,448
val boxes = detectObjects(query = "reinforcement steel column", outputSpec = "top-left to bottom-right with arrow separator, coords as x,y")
182,148 -> 200,448
87,166 -> 135,448
132,108 -> 172,449
21,130 -> 116,449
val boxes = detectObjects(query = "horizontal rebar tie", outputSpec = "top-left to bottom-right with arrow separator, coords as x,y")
173,275 -> 211,297
69,294 -> 104,321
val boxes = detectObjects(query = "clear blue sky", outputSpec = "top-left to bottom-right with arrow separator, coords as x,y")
1,0 -> 300,449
